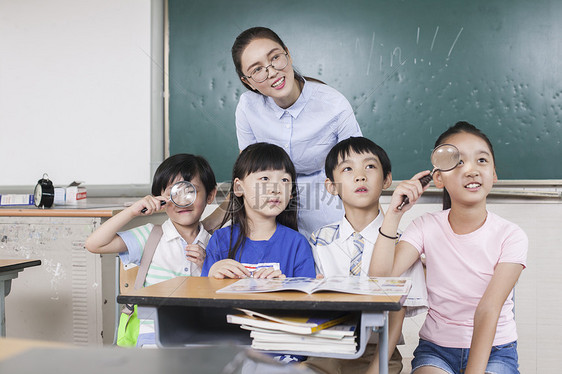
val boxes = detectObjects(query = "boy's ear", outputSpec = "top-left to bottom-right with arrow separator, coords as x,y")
324,178 -> 339,196
493,169 -> 498,183
382,172 -> 393,189
433,171 -> 445,189
206,187 -> 217,204
233,178 -> 244,197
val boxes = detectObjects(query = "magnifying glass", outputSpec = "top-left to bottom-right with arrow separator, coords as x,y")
397,144 -> 460,210
141,180 -> 197,213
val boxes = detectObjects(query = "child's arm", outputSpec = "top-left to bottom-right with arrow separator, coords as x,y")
252,267 -> 285,279
207,259 -> 251,279
208,261 -> 283,279
85,195 -> 165,254
465,262 -> 523,374
201,232 -> 252,278
289,235 -> 317,278
369,171 -> 429,277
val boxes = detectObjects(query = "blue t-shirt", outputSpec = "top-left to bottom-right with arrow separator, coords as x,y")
201,223 -> 316,278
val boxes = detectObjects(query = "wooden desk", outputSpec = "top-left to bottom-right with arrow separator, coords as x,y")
0,337 -> 69,361
118,277 -> 405,374
0,197 -> 131,217
0,259 -> 41,336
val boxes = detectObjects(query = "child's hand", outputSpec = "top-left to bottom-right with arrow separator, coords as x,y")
185,243 -> 206,269
316,273 -> 325,279
389,170 -> 431,213
252,267 -> 286,279
208,259 -> 251,279
129,195 -> 166,216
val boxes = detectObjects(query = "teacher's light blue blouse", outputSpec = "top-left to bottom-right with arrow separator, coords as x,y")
236,80 -> 362,238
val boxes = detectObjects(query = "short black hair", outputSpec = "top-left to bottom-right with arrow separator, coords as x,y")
151,154 -> 216,197
325,137 -> 392,181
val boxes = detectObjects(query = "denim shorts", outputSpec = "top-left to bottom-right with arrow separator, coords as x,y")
411,339 -> 519,374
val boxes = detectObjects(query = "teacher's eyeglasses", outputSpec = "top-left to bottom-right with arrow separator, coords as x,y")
242,52 -> 289,83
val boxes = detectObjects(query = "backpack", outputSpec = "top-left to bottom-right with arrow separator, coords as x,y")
116,224 -> 163,347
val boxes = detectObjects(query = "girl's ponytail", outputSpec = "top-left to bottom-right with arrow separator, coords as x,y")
442,188 -> 452,210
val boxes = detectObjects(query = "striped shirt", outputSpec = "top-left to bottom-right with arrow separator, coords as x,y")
118,218 -> 210,346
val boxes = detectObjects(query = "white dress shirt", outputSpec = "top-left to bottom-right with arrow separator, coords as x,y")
310,212 -> 428,316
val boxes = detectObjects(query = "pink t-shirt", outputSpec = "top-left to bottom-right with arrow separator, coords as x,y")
400,210 -> 527,348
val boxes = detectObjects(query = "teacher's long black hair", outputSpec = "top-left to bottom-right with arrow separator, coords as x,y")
231,26 -> 325,92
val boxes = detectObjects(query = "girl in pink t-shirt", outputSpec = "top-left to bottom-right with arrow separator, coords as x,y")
370,122 -> 527,374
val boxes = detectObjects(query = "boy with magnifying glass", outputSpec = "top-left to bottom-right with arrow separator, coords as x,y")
306,137 -> 427,374
85,153 -> 217,347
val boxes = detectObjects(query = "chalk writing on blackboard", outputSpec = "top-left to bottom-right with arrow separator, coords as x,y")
430,26 -> 440,51
367,32 -> 376,76
448,27 -> 464,58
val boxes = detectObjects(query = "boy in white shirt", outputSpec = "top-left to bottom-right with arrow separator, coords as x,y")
305,137 -> 427,374
85,153 -> 217,347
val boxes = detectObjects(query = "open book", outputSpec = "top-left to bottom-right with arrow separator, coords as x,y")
217,276 -> 411,296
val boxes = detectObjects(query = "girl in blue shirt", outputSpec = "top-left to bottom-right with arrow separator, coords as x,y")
201,143 -> 315,279
204,27 -> 362,239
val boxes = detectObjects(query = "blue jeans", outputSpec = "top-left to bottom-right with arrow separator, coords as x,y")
411,339 -> 519,374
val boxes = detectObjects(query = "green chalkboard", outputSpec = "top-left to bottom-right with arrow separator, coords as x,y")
168,0 -> 562,181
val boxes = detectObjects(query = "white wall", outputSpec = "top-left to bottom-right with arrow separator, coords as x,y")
0,0 -> 152,187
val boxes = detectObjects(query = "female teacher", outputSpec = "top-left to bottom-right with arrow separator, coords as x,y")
207,27 -> 362,238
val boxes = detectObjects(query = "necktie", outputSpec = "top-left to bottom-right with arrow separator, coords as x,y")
349,232 -> 364,276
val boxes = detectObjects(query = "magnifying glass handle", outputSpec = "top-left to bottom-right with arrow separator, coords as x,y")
397,172 -> 434,210
418,173 -> 434,187
140,200 -> 166,214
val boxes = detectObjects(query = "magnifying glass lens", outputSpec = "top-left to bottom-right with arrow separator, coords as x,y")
431,144 -> 460,172
397,143 -> 460,211
169,181 -> 196,207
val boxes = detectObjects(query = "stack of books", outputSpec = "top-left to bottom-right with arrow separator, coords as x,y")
0,194 -> 35,206
222,277 -> 413,355
226,308 -> 358,355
